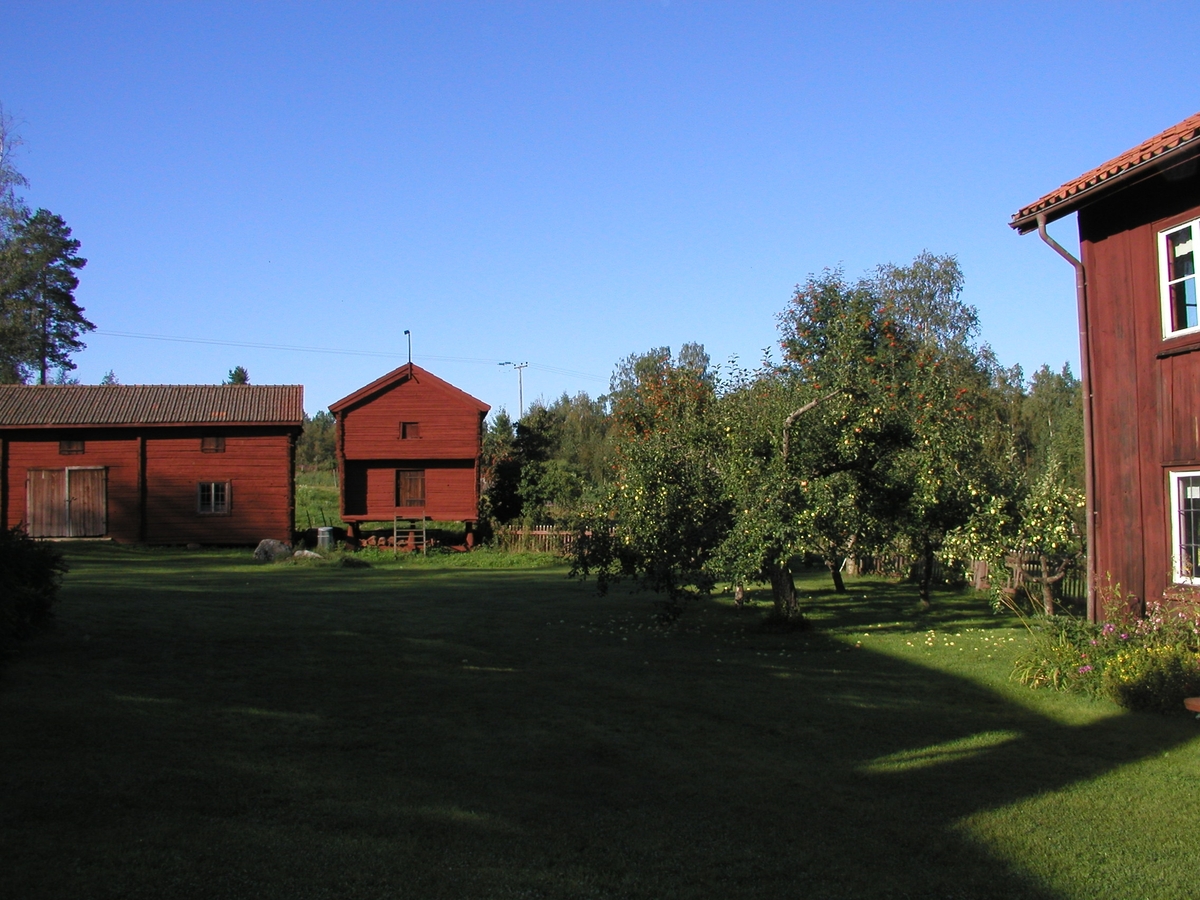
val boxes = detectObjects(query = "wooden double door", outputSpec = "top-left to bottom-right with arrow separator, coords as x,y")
27,467 -> 108,537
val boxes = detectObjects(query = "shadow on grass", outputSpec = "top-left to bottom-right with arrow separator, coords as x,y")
2,546 -> 1196,898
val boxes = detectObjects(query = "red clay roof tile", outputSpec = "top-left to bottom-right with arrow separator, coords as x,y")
1011,111 -> 1200,231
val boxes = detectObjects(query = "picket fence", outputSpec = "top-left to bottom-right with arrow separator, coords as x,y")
491,526 -> 578,555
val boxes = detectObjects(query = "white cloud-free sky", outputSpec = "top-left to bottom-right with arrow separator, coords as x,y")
1,2 -> 1192,415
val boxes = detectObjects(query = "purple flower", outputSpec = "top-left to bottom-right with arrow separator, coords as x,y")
1078,665 -> 1093,674
1090,640 -> 1098,646
1102,623 -> 1116,635
1120,633 -> 1129,640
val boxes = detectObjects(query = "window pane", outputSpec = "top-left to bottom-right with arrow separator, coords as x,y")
199,483 -> 213,512
213,482 -> 227,512
1169,226 -> 1196,279
1172,278 -> 1199,330
1180,475 -> 1200,578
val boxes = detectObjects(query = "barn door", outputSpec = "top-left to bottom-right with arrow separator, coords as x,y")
25,467 -> 107,537
27,469 -> 68,537
67,468 -> 107,537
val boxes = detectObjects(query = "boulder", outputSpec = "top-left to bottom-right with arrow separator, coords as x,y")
253,539 -> 292,562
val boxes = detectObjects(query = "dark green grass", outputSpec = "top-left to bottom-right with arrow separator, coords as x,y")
4,546 -> 1200,899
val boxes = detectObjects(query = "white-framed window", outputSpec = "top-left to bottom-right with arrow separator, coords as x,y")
197,481 -> 231,515
1170,470 -> 1200,584
1160,219 -> 1200,337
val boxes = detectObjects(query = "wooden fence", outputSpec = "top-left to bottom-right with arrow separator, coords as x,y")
858,552 -> 1087,608
491,526 -> 577,555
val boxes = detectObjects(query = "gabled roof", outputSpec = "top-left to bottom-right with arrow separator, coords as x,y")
0,384 -> 305,428
328,363 -> 490,415
1011,111 -> 1200,234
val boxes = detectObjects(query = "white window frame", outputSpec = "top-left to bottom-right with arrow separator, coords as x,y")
1159,218 -> 1200,338
1169,470 -> 1200,584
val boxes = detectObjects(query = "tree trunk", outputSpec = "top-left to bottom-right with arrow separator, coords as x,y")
827,558 -> 847,593
733,584 -> 746,610
768,561 -> 800,620
918,541 -> 934,610
1039,553 -> 1055,616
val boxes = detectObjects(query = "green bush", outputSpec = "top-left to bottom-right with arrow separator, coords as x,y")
1014,600 -> 1200,713
1101,645 -> 1200,713
0,527 -> 68,654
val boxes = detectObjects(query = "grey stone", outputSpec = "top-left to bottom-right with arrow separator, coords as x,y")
253,539 -> 293,562
293,549 -> 322,559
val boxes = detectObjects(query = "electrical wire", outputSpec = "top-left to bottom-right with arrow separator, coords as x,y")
95,330 -> 606,381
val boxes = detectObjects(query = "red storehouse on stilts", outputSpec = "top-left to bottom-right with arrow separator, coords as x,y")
0,384 -> 304,544
329,363 -> 489,540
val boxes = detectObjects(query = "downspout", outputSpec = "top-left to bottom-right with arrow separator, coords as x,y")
1036,213 -> 1097,620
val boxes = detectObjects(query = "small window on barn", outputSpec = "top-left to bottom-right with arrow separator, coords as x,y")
400,421 -> 420,439
201,436 -> 226,453
1171,471 -> 1200,584
396,469 -> 425,507
59,440 -> 85,455
197,481 -> 231,515
1161,221 -> 1200,336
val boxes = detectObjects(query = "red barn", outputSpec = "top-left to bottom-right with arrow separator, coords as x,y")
0,384 -> 303,544
1012,110 -> 1200,617
329,363 -> 489,538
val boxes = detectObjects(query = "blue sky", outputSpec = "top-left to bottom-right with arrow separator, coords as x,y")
1,2 -> 1192,416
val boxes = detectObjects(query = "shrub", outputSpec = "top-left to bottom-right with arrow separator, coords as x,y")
1013,598 -> 1200,713
0,527 -> 68,655
1102,645 -> 1200,713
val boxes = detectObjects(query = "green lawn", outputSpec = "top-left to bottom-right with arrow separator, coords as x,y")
295,468 -> 343,531
4,546 -> 1200,899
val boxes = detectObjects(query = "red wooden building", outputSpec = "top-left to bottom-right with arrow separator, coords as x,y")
0,384 -> 303,544
1012,111 -> 1200,617
329,363 -> 489,538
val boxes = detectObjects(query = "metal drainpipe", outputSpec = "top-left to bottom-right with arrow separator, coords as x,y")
1036,213 -> 1097,620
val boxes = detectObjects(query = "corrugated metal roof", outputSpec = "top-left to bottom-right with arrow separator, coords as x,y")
1011,111 -> 1200,232
0,384 -> 305,427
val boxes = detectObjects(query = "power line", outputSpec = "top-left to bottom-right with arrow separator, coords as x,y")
95,330 -> 606,381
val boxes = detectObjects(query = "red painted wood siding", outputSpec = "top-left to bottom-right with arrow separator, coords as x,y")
2,428 -> 294,543
336,370 -> 485,522
145,434 -> 293,543
5,436 -> 140,541
1079,175 -> 1200,607
340,377 -> 482,460
343,461 -> 478,522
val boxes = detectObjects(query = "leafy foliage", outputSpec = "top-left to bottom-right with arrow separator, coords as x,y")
482,393 -> 611,526
225,365 -> 250,385
0,526 -> 67,655
1015,598 -> 1200,713
572,345 -> 729,616
297,410 -> 336,469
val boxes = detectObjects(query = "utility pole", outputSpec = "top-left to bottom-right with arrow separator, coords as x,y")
499,361 -> 529,418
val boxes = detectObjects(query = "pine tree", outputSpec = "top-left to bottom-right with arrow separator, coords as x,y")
0,209 -> 91,384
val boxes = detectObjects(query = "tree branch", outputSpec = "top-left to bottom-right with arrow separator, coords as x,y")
782,388 -> 842,460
